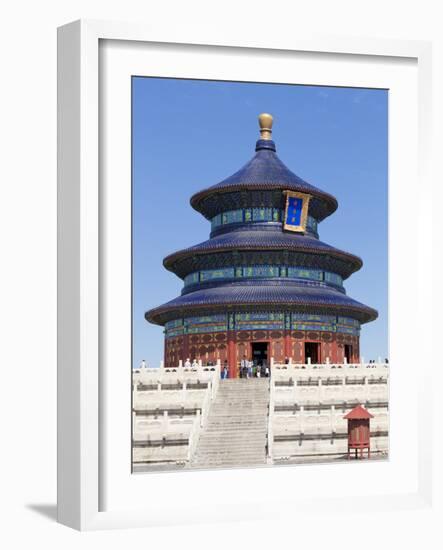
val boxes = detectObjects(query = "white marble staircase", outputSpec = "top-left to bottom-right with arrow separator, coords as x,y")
190,378 -> 270,468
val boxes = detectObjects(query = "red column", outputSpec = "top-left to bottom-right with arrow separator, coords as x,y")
283,314 -> 292,362
182,334 -> 189,365
227,332 -> 237,378
164,338 -> 168,368
293,339 -> 303,363
284,331 -> 292,361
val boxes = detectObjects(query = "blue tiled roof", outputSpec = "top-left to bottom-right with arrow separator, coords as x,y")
190,144 -> 337,220
163,230 -> 362,276
145,283 -> 377,326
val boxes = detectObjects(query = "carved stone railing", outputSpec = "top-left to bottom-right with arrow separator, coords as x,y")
132,364 -> 220,464
267,361 -> 389,460
133,360 -> 221,388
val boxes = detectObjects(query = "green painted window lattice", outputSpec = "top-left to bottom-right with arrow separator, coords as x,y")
165,312 -> 360,337
210,209 -> 318,231
183,265 -> 343,288
287,267 -> 323,281
199,268 -> 235,281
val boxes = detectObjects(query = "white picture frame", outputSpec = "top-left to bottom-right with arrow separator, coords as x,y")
57,19 -> 435,531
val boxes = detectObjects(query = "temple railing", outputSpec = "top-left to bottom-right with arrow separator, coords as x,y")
271,360 -> 389,379
133,361 -> 221,389
267,379 -> 274,458
132,364 -> 219,464
267,361 -> 389,460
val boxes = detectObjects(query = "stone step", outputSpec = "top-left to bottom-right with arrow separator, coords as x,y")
199,436 -> 266,441
196,446 -> 266,452
210,405 -> 269,409
212,393 -> 268,404
205,432 -> 267,439
193,450 -> 267,457
192,459 -> 267,467
204,426 -> 267,432
194,449 -> 266,456
207,418 -> 267,422
202,434 -> 266,440
194,448 -> 266,454
199,433 -> 266,440
217,389 -> 269,393
210,404 -> 269,407
214,398 -> 269,402
192,458 -> 267,465
190,378 -> 270,468
211,406 -> 268,410
198,441 -> 266,447
199,431 -> 266,437
218,388 -> 269,391
205,418 -> 267,423
206,415 -> 268,420
205,415 -> 267,421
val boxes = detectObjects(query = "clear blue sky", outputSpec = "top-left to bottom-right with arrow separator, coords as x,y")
132,77 -> 388,368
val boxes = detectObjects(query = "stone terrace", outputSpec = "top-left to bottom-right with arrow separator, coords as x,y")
132,361 -> 389,471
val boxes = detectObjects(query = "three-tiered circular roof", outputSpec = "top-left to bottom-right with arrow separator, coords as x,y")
146,114 -> 377,327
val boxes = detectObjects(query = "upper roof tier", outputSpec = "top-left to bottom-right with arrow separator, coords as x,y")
190,114 -> 338,221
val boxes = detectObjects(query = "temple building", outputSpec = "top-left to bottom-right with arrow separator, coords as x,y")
146,114 -> 377,377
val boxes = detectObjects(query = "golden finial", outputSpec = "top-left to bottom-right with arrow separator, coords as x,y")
258,113 -> 273,140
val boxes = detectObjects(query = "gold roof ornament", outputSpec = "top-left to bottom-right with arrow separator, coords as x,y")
258,113 -> 273,140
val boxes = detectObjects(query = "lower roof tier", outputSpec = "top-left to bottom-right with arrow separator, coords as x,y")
163,230 -> 362,279
145,282 -> 378,326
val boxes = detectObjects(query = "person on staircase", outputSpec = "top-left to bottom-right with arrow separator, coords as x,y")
247,360 -> 253,379
240,355 -> 248,378
222,361 -> 229,379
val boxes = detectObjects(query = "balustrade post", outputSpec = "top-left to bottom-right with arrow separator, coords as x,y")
132,382 -> 139,414
330,404 -> 336,434
267,381 -> 274,458
365,375 -> 370,401
132,410 -> 137,433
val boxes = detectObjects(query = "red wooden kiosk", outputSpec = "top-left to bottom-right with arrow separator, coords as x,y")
344,405 -> 374,459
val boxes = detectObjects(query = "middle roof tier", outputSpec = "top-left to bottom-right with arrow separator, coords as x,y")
163,229 -> 362,280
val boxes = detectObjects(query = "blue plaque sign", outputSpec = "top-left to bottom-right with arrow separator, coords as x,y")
283,191 -> 311,233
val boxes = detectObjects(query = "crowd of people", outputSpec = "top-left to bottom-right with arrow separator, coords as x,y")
140,356 -> 389,374
184,358 -> 200,369
177,357 -> 270,379
218,356 -> 268,379
238,357 -> 269,379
